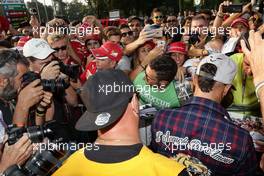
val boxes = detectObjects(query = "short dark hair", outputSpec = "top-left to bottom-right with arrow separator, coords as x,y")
151,8 -> 162,17
103,26 -> 121,40
197,63 -> 217,93
17,54 -> 30,67
119,24 -> 130,31
149,55 -> 177,83
192,14 -> 206,22
198,9 -> 212,17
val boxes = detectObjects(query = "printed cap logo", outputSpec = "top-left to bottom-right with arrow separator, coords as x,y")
95,113 -> 111,126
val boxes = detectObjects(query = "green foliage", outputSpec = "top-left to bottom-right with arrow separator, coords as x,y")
66,0 -> 91,21
25,0 -> 246,23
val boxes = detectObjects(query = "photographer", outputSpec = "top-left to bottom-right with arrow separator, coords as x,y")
0,49 -> 49,127
0,134 -> 33,174
23,38 -> 79,142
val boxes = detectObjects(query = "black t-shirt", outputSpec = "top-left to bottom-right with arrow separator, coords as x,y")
0,99 -> 14,126
84,143 -> 189,176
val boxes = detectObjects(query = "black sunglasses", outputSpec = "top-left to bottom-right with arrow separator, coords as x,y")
121,31 -> 133,37
154,16 -> 164,19
53,45 -> 67,52
167,19 -> 176,23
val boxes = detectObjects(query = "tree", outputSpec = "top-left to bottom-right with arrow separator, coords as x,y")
65,0 -> 91,21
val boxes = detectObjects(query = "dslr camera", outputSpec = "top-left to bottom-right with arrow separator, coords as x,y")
54,59 -> 80,81
6,123 -> 53,145
21,71 -> 70,94
4,122 -> 66,176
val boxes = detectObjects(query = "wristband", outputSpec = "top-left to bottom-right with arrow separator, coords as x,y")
255,80 -> 264,100
35,112 -> 45,117
36,107 -> 46,114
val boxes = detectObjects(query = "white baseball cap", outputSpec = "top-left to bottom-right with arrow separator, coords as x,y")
23,38 -> 55,60
196,53 -> 237,85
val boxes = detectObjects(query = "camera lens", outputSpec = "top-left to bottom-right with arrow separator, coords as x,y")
25,147 -> 66,176
3,165 -> 26,176
26,126 -> 53,143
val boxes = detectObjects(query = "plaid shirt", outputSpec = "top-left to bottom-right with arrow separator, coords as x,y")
151,96 -> 257,176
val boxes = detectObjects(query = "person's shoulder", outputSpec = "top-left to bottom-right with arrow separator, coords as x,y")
153,108 -> 182,125
157,107 -> 182,118
67,148 -> 86,160
224,119 -> 254,144
230,53 -> 244,63
133,71 -> 145,83
51,148 -> 86,176
140,146 -> 186,174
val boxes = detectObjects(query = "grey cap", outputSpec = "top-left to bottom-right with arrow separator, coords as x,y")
196,53 -> 237,85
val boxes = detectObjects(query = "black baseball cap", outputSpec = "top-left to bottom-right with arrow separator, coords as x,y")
75,69 -> 134,131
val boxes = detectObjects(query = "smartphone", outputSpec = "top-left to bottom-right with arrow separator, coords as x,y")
223,4 -> 243,13
144,24 -> 163,38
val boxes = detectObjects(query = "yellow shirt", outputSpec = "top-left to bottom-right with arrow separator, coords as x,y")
52,146 -> 185,176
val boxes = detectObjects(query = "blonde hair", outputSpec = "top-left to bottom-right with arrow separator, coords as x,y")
47,34 -> 67,45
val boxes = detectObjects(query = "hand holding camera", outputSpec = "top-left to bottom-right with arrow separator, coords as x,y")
0,134 -> 33,173
1,121 -> 66,176
40,61 -> 60,80
17,79 -> 44,110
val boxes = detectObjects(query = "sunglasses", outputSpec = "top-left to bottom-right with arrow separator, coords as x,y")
53,45 -> 67,52
167,19 -> 176,23
121,31 -> 133,37
154,16 -> 164,19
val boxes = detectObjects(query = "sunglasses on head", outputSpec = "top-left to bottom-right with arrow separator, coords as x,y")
121,31 -> 133,37
53,45 -> 67,52
154,16 -> 163,19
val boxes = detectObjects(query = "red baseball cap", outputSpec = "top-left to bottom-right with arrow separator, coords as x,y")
91,41 -> 123,61
17,36 -> 32,47
86,34 -> 100,41
167,42 -> 187,55
231,18 -> 249,29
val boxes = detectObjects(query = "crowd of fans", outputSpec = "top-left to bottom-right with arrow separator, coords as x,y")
1,1 -> 264,175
